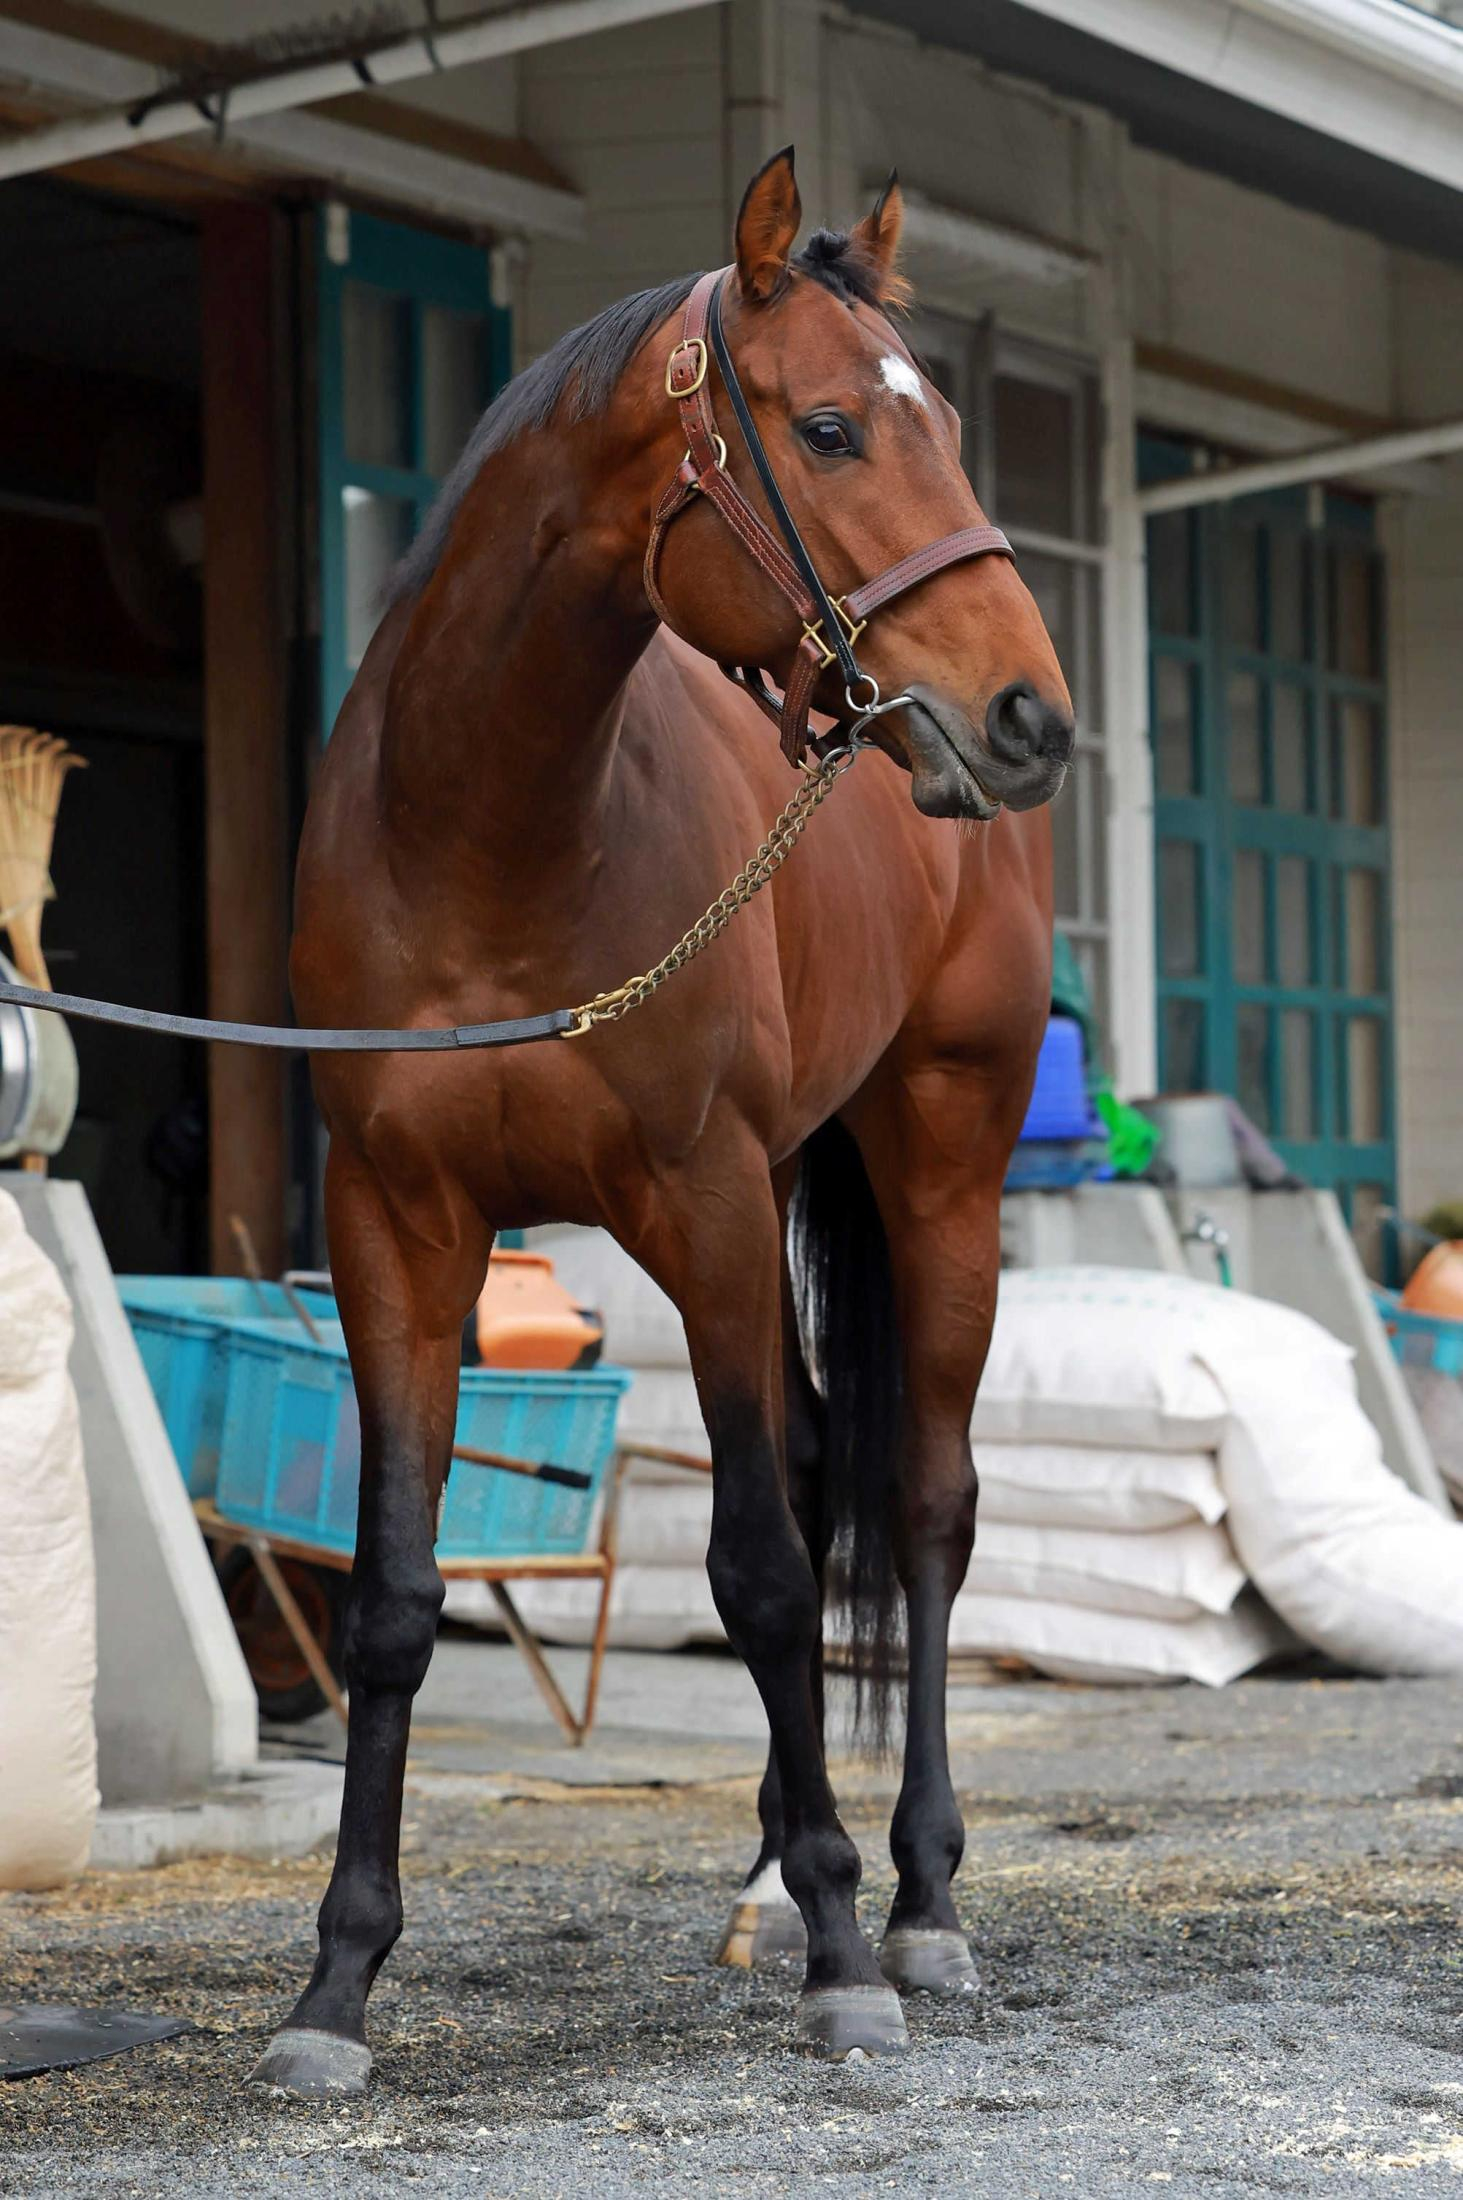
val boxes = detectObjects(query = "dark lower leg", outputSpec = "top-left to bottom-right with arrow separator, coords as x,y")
880,1444 -> 981,1993
704,1397 -> 879,1997
746,1318 -> 827,1888
887,1527 -> 972,1935
256,1162 -> 480,2090
284,1467 -> 446,2043
718,1332 -> 826,1966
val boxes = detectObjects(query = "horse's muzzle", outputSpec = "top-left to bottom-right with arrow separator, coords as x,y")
896,685 -> 1072,820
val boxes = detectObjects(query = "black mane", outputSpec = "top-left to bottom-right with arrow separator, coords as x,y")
387,230 -> 889,605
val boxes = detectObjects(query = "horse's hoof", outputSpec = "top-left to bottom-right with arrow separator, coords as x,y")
714,1861 -> 807,1968
715,1896 -> 808,1969
879,1927 -> 981,1997
250,2027 -> 372,2097
795,1985 -> 910,2060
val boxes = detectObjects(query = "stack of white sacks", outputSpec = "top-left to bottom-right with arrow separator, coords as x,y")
450,1236 -> 1463,1685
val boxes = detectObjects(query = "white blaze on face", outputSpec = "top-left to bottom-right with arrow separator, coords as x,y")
877,352 -> 927,407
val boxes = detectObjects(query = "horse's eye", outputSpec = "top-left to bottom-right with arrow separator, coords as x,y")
803,416 -> 854,457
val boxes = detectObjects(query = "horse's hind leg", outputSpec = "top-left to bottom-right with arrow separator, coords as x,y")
637,1140 -> 905,2059
850,1066 -> 1019,1998
253,1146 -> 487,2096
715,1261 -> 822,1970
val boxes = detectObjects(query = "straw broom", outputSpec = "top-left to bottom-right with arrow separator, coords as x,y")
0,726 -> 85,991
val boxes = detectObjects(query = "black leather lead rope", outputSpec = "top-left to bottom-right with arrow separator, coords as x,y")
0,978 -> 574,1053
706,275 -> 864,694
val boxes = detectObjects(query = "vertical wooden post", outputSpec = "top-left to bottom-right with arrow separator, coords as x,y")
201,203 -> 289,1275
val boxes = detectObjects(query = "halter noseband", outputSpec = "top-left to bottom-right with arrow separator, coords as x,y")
643,268 -> 1014,766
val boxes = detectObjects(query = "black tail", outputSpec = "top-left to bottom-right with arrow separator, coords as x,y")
789,1116 -> 902,1752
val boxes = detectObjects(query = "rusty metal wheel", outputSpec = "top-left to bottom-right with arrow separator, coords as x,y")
216,1546 -> 347,1724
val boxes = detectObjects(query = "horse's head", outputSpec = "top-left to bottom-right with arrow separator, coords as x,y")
646,150 -> 1074,820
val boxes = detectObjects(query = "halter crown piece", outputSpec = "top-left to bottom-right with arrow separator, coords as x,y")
643,268 -> 1014,765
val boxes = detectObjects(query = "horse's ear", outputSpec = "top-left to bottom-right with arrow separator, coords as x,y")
849,171 -> 910,310
734,146 -> 801,303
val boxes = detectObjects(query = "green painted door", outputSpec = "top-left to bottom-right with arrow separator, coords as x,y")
317,205 -> 511,740
1145,435 -> 1393,1246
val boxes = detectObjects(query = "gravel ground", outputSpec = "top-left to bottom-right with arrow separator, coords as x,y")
4,1667 -> 1463,2196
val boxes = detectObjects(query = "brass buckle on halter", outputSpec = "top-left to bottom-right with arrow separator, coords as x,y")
682,434 -> 728,478
801,597 -> 867,670
665,336 -> 708,397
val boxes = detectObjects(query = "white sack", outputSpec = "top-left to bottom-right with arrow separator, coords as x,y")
948,1586 -> 1293,1687
970,1517 -> 1244,1622
615,1474 -> 711,1567
991,1268 -> 1463,1677
605,1450 -> 1229,1571
976,1442 -> 1226,1531
0,1188 -> 97,1887
446,1563 -> 721,1651
976,1268 -> 1230,1450
1212,1337 -> 1463,1676
617,1368 -> 711,1462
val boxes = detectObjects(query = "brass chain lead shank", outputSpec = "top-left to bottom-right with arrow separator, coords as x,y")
564,747 -> 854,1039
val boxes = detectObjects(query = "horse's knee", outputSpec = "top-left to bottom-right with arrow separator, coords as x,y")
703,1403 -> 819,1664
344,1550 -> 444,1696
706,1512 -> 819,1664
902,1445 -> 978,1589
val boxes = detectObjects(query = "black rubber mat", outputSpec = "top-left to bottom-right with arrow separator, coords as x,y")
0,2003 -> 191,2078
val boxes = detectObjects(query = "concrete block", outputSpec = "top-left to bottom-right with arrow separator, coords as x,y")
90,1761 -> 343,1871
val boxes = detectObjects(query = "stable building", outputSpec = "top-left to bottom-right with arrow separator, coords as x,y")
0,0 -> 1459,1274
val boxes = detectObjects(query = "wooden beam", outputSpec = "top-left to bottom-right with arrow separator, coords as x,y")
1134,340 -> 1391,442
201,202 -> 289,1276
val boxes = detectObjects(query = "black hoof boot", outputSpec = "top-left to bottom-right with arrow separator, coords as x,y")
879,1926 -> 981,1997
795,1985 -> 910,2060
251,2027 -> 372,2098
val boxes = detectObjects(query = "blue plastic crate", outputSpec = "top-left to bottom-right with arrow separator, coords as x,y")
1017,1016 -> 1099,1143
1004,1140 -> 1106,1192
119,1277 -> 339,1499
214,1320 -> 631,1560
1372,1287 -> 1463,1379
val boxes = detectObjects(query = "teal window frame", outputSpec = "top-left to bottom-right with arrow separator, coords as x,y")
317,207 -> 511,739
1144,434 -> 1394,1228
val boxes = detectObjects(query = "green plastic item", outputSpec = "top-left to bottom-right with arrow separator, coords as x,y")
1094,1085 -> 1161,1178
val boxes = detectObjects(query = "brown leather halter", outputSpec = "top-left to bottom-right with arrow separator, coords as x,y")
644,268 -> 1014,766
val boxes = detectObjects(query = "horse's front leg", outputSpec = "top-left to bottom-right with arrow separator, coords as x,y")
641,1149 -> 906,2059
253,1145 -> 487,2096
854,1076 -> 1013,1999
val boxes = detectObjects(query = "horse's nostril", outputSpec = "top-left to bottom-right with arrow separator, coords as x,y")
985,683 -> 1075,768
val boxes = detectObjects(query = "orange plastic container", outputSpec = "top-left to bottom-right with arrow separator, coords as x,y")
1403,1242 -> 1463,1324
474,1250 -> 603,1371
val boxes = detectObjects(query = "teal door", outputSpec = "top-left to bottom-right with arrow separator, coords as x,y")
1146,436 -> 1393,1245
318,207 -> 511,739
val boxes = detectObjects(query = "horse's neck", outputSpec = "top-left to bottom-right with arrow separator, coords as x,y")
379,433 -> 657,890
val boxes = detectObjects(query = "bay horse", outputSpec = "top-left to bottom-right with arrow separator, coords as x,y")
256,148 -> 1073,2094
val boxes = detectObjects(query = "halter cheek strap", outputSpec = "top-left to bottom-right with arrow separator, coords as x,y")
643,268 -> 1014,765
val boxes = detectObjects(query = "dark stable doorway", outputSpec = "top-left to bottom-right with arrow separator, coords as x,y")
0,179 -> 205,1271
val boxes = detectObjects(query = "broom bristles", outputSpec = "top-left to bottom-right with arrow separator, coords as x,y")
0,726 -> 85,990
